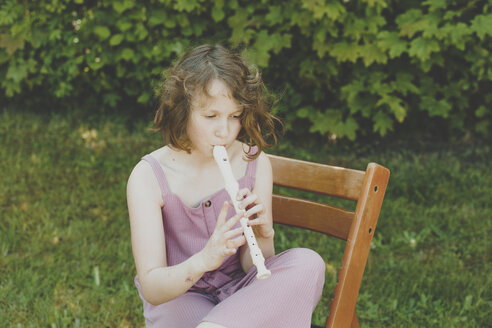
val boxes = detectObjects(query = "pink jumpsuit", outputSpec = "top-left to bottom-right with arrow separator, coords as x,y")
135,151 -> 325,328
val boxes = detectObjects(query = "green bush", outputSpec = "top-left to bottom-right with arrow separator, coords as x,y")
1,0 -> 491,140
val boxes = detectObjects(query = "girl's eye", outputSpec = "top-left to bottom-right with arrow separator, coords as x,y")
205,115 -> 216,118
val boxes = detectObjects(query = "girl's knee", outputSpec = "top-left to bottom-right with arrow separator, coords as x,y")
286,248 -> 326,275
280,248 -> 325,301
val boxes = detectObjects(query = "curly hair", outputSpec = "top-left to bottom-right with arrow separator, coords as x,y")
154,44 -> 281,160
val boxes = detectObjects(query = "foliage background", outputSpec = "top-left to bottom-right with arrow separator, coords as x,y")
1,0 -> 491,142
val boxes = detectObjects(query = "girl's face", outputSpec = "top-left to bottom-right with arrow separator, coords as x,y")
187,79 -> 243,158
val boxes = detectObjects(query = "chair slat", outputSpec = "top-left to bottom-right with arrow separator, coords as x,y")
268,154 -> 365,201
272,194 -> 355,240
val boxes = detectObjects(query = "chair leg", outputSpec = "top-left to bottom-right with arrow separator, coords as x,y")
351,311 -> 360,328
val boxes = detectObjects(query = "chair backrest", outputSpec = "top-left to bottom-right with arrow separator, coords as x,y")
268,154 -> 390,328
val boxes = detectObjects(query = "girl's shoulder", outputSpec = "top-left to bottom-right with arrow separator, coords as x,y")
237,142 -> 272,180
148,145 -> 171,162
129,146 -> 167,176
239,142 -> 270,165
255,150 -> 272,176
127,147 -> 168,206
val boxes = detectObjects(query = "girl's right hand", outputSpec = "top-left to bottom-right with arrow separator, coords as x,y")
199,202 -> 246,272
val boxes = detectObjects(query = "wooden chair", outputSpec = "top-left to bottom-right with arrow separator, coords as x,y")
267,154 -> 390,328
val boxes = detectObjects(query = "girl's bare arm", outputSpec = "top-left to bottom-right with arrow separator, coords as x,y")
127,161 -> 244,305
127,161 -> 208,305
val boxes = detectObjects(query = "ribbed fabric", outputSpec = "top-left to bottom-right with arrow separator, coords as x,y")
134,148 -> 325,328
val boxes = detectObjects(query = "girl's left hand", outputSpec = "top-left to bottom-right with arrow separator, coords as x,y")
236,188 -> 274,239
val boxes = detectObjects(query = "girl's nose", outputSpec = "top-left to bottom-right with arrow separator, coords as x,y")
215,119 -> 229,138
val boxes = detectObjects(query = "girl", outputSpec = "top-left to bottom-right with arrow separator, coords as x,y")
127,44 -> 325,328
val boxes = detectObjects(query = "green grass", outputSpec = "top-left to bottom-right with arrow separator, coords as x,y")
1,111 -> 490,327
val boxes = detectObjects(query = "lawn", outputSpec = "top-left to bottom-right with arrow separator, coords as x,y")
1,111 -> 490,327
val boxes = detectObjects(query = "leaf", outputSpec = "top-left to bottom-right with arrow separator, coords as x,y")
248,30 -> 273,67
112,0 -> 135,14
344,16 -> 366,41
266,5 -> 283,25
377,31 -> 407,58
324,1 -> 346,21
119,48 -> 135,61
408,37 -> 440,61
438,23 -> 471,50
137,92 -> 151,104
93,26 -> 111,40
170,41 -> 185,56
420,96 -> 452,118
290,9 -> 312,30
296,107 -> 313,119
49,29 -> 62,41
360,42 -> 387,66
475,105 -> 488,118
423,0 -> 447,11
116,20 -> 133,32
135,23 -> 148,41
6,61 -> 29,83
372,111 -> 393,136
396,9 -> 423,38
376,94 -> 406,122
443,10 -> 459,20
302,0 -> 345,21
396,10 -> 440,39
475,120 -> 490,136
227,8 -> 252,45
365,13 -> 387,34
103,93 -> 121,108
0,51 -> 9,65
470,14 -> 492,40
174,0 -> 199,12
215,0 -> 225,9
211,7 -> 225,22
309,110 -> 340,135
0,33 -> 25,55
176,14 -> 190,27
271,33 -> 292,54
192,23 -> 206,37
109,34 -> 124,46
164,17 -> 176,29
148,10 -> 168,27
362,0 -> 388,8
335,117 -> 358,140
329,41 -> 360,62
392,72 -> 419,96
229,0 -> 238,9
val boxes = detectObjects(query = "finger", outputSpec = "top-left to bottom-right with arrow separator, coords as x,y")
224,212 -> 244,231
246,218 -> 262,226
227,235 -> 246,249
244,204 -> 264,218
236,188 -> 251,201
238,193 -> 258,210
224,226 -> 244,239
217,201 -> 229,226
223,247 -> 237,256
